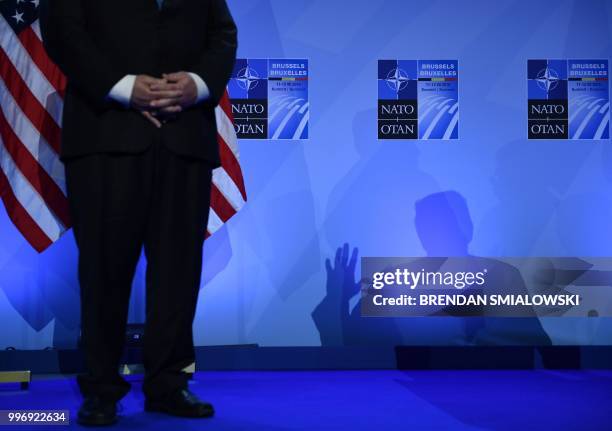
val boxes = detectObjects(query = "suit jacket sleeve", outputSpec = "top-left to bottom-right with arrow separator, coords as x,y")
191,0 -> 238,107
39,0 -> 125,111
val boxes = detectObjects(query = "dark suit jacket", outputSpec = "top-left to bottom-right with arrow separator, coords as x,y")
40,0 -> 237,166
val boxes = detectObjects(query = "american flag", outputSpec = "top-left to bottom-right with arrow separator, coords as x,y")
0,1 -> 246,252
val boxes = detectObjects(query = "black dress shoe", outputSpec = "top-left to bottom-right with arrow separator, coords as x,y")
145,389 -> 214,418
77,396 -> 118,426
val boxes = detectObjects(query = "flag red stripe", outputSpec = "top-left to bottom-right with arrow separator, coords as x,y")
0,48 -> 62,154
0,168 -> 53,252
218,134 -> 247,200
0,109 -> 70,227
210,183 -> 237,222
217,91 -> 247,201
219,93 -> 234,121
17,26 -> 67,97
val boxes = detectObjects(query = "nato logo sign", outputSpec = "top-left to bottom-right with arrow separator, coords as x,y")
528,59 -> 609,140
378,60 -> 459,140
228,59 -> 309,140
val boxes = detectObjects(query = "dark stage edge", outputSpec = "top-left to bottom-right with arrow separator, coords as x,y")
1,370 -> 611,430
2,346 -> 612,374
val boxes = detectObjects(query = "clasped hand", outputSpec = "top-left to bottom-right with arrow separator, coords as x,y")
130,72 -> 198,128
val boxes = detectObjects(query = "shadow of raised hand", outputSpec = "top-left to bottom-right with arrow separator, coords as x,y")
312,243 -> 359,345
325,243 -> 360,303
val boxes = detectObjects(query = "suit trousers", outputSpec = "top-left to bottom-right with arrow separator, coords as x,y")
65,140 -> 212,401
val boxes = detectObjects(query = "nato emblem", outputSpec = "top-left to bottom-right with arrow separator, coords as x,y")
528,59 -> 609,140
378,60 -> 459,140
228,59 -> 309,140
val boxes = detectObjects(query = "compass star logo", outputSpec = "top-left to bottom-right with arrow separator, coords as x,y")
385,68 -> 410,93
236,66 -> 260,91
536,67 -> 560,93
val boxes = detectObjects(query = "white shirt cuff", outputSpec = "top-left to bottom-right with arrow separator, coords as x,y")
108,75 -> 136,107
188,72 -> 210,103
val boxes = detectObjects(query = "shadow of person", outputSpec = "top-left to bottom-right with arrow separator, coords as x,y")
413,191 -> 552,345
313,191 -> 552,347
323,108 -> 439,259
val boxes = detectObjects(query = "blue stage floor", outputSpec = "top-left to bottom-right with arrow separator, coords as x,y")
1,370 -> 611,430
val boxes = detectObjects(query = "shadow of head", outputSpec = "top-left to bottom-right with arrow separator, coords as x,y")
414,191 -> 473,256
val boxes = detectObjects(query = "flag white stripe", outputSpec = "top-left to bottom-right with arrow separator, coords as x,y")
212,167 -> 245,212
207,207 -> 224,234
30,19 -> 42,40
0,77 -> 67,194
0,15 -> 63,126
215,106 -> 240,157
26,20 -> 64,124
0,134 -> 63,241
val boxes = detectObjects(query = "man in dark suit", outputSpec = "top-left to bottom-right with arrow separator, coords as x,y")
40,0 -> 237,425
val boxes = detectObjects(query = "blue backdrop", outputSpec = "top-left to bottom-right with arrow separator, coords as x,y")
1,0 -> 611,349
